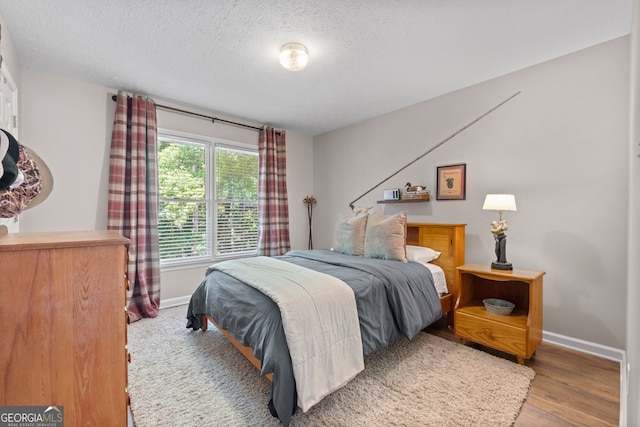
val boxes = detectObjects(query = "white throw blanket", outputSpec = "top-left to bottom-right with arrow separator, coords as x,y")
212,256 -> 364,412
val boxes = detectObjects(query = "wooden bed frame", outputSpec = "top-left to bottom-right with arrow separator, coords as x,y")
201,222 -> 466,381
405,223 -> 466,317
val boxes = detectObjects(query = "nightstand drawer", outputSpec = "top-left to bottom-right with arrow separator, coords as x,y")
455,311 -> 527,356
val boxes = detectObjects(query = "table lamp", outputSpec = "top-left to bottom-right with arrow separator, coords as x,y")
482,194 -> 517,270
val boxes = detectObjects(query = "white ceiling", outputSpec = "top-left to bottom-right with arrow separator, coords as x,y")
0,0 -> 632,136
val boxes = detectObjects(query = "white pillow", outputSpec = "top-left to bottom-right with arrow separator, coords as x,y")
332,212 -> 368,256
406,245 -> 441,264
364,211 -> 407,261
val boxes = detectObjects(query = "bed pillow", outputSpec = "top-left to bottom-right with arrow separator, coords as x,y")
332,212 -> 368,256
406,245 -> 441,264
351,205 -> 382,217
364,211 -> 407,261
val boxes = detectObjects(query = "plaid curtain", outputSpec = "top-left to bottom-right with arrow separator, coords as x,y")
257,127 -> 291,256
108,91 -> 161,321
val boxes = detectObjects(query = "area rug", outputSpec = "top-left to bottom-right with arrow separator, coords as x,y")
128,305 -> 535,427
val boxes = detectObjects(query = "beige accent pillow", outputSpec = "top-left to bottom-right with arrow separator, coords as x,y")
332,212 -> 368,256
364,211 -> 407,261
351,205 -> 382,217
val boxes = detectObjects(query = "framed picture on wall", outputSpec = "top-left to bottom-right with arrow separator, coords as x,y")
436,163 -> 466,200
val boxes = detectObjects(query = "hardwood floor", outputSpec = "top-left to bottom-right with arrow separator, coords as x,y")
425,319 -> 621,427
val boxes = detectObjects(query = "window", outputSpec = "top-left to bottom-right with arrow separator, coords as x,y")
157,132 -> 259,264
214,145 -> 259,255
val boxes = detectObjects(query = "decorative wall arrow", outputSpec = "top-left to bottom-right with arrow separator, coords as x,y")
349,91 -> 521,210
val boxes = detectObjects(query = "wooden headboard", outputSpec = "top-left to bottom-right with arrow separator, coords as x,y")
406,223 -> 466,311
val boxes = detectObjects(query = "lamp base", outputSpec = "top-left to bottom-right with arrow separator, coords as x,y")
491,261 -> 513,271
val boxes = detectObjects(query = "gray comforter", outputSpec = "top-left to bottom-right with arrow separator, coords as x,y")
186,249 -> 442,426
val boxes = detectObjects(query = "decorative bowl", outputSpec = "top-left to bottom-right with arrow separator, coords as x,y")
483,298 -> 515,315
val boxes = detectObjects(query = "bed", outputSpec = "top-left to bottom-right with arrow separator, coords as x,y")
186,222 -> 465,426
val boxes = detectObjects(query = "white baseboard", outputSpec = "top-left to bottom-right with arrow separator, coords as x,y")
543,330 -> 627,427
542,330 -> 624,362
160,295 -> 191,308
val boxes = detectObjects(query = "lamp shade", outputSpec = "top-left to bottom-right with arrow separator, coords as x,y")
279,43 -> 309,71
482,194 -> 517,211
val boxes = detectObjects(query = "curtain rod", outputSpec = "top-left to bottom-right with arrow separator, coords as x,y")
111,95 -> 263,132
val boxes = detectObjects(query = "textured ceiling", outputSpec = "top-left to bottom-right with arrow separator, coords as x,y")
0,0 -> 632,136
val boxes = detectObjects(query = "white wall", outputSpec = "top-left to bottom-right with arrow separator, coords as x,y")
15,68 -> 314,302
313,36 -> 630,350
627,0 -> 639,425
19,69 -> 114,231
0,15 -> 21,93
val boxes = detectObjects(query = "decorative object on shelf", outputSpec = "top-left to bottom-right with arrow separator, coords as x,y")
404,182 -> 426,192
383,188 -> 401,200
403,182 -> 429,200
303,195 -> 316,249
483,194 -> 517,270
436,163 -> 466,200
279,43 -> 309,71
483,298 -> 515,315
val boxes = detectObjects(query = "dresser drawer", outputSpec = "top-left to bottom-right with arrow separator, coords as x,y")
0,231 -> 130,425
455,311 -> 527,357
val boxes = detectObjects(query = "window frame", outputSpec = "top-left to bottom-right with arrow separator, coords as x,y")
157,129 -> 258,269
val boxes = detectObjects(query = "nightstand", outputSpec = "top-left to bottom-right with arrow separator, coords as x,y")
454,263 -> 545,364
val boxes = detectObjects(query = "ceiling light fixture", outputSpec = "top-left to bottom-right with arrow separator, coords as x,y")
279,43 -> 309,72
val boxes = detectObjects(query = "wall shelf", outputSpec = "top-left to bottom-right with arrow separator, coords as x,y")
377,196 -> 430,204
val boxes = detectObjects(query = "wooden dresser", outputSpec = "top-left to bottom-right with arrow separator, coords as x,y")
0,230 -> 130,426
